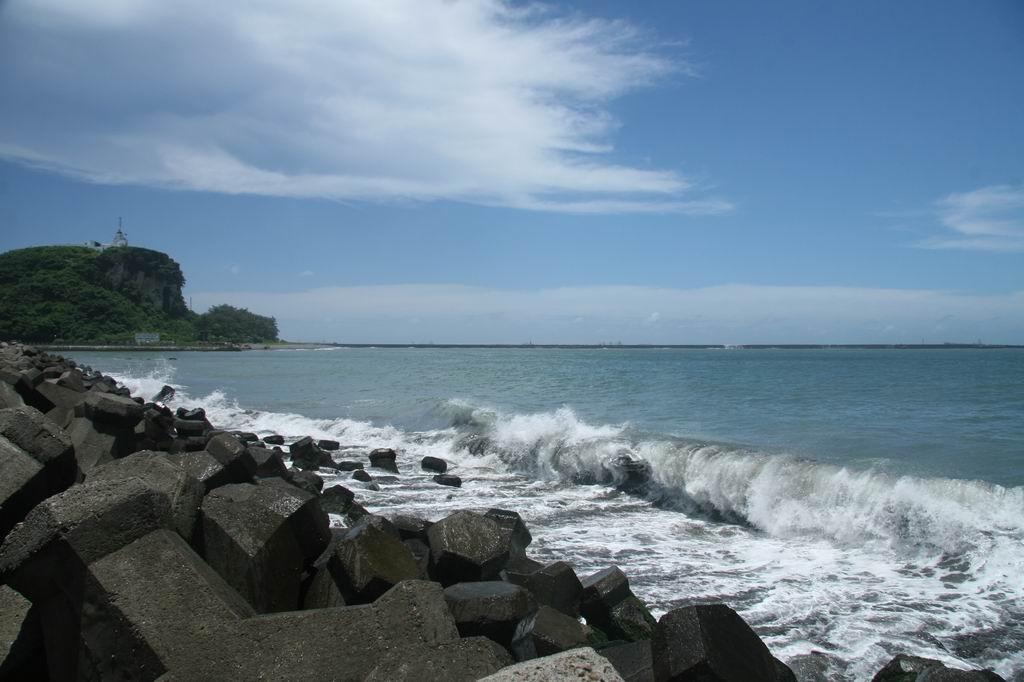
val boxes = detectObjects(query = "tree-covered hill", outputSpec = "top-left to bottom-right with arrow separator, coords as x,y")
0,245 -> 278,344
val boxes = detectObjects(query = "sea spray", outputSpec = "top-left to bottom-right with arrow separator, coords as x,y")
104,359 -> 1024,680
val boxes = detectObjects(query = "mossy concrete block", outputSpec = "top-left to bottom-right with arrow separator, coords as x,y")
326,516 -> 421,603
427,510 -> 511,585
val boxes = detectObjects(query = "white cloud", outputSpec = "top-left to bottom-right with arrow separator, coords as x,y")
190,283 -> 1024,343
917,184 -> 1024,252
644,311 -> 661,325
0,0 -> 729,215
228,264 -> 241,275
299,270 -> 314,278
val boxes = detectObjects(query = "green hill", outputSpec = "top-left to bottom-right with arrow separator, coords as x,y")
0,245 -> 278,344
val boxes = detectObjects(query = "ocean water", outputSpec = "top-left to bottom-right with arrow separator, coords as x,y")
72,348 -> 1024,681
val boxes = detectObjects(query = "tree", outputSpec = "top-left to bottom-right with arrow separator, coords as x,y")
196,304 -> 278,343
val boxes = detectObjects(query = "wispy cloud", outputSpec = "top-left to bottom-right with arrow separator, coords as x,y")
916,184 -> 1024,252
0,0 -> 729,215
190,284 -> 1024,343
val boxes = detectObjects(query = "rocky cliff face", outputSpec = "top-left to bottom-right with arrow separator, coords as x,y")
94,247 -> 189,318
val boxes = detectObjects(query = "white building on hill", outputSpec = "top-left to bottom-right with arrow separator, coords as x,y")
84,221 -> 129,251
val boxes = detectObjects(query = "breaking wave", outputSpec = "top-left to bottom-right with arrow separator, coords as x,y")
106,364 -> 1024,679
115,364 -> 1024,561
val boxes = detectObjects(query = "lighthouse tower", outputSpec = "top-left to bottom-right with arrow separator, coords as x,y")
112,218 -> 128,248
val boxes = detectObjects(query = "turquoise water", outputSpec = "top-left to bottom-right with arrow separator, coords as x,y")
75,348 -> 1024,680
85,348 -> 1024,485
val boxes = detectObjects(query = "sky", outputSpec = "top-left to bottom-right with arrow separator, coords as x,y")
1,0 -> 1022,343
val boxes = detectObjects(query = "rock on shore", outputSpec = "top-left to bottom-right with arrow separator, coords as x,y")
0,342 -> 1006,681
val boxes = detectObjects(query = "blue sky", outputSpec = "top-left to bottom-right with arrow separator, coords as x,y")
1,0 -> 1022,343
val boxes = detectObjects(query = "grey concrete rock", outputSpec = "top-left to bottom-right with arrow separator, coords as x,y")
242,580 -> 504,681
428,510 -> 512,585
247,445 -> 289,478
392,514 -> 433,541
67,415 -> 136,475
652,604 -> 779,682
287,468 -> 324,494
289,436 -> 333,471
36,381 -> 86,414
335,459 -> 364,471
353,468 -> 374,483
485,508 -> 532,558
173,417 -> 207,437
501,554 -> 544,584
478,647 -> 626,682
47,528 -> 256,682
358,514 -> 403,540
364,637 -> 511,682
317,439 -> 339,451
0,406 -> 78,541
89,451 -> 204,542
151,384 -> 176,403
368,447 -> 399,473
514,560 -> 583,618
167,449 -> 249,493
0,477 -> 175,603
404,538 -> 431,579
263,434 -> 285,445
0,440 -> 45,545
0,584 -> 46,681
175,407 -> 206,421
198,482 -> 330,613
0,381 -> 24,410
320,484 -> 356,514
582,566 -> 633,611
581,566 -> 655,641
83,392 -> 144,427
0,367 -> 41,412
0,406 -> 76,475
139,404 -> 176,450
597,640 -> 654,682
870,654 -> 1004,682
444,581 -> 537,659
300,559 -> 348,610
206,433 -> 257,482
314,515 -> 420,604
56,369 -> 86,393
433,474 -> 462,487
531,605 -> 589,657
421,456 -> 448,473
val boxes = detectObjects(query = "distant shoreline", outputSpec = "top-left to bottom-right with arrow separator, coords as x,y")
34,342 -> 1024,352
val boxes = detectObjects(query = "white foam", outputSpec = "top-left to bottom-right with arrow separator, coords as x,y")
101,365 -> 1024,680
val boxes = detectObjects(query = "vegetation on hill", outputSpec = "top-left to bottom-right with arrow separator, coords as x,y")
0,245 -> 278,344
196,305 -> 279,344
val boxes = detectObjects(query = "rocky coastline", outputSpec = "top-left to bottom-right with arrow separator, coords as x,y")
0,342 -> 1006,681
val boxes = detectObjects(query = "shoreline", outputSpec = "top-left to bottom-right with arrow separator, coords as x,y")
34,342 -> 1024,352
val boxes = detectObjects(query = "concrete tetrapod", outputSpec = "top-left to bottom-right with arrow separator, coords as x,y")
198,482 -> 330,613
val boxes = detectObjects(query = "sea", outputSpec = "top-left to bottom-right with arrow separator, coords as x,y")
70,347 -> 1024,681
